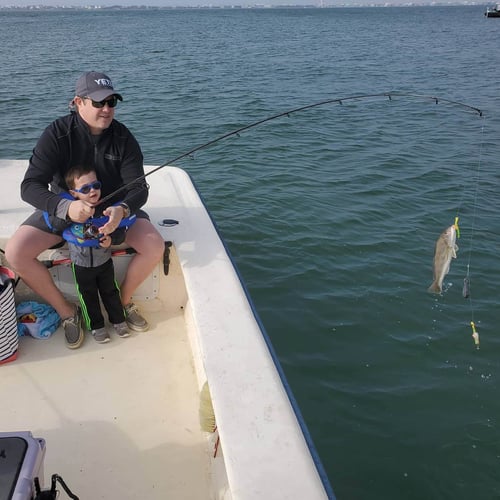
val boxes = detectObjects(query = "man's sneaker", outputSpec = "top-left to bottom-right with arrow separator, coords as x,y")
91,327 -> 110,344
113,322 -> 130,338
62,306 -> 84,349
124,303 -> 148,332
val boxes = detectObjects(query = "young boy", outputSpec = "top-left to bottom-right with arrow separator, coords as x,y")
65,166 -> 130,343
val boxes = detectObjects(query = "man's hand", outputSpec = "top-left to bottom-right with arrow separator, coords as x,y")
67,200 -> 95,223
98,205 -> 125,236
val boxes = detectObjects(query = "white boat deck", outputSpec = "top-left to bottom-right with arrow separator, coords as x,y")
2,311 -> 209,498
0,161 -> 211,498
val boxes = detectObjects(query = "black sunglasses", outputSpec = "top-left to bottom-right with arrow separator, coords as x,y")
73,181 -> 102,194
83,96 -> 119,108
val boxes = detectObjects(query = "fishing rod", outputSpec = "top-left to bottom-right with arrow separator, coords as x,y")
98,91 -> 483,205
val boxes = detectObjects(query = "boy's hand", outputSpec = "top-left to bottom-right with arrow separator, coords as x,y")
68,200 -> 95,223
99,234 -> 112,248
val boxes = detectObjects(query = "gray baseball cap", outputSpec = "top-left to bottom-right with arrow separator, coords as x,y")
75,71 -> 123,101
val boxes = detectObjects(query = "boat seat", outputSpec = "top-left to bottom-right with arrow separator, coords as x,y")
0,242 -> 161,308
39,244 -> 161,304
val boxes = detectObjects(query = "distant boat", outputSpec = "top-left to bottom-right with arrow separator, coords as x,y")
485,4 -> 500,17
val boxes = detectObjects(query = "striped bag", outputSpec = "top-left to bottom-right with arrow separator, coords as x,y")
0,266 -> 18,364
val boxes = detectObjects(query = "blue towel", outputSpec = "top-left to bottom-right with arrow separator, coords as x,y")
16,301 -> 61,339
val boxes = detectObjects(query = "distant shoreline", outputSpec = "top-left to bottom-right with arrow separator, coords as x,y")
0,3 -> 486,11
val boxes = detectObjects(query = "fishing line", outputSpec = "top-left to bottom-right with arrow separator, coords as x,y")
453,112 -> 485,220
439,109 -> 485,347
462,115 -> 486,348
97,92 -> 482,206
430,107 -> 484,346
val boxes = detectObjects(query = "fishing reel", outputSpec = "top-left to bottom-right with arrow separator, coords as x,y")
62,213 -> 137,248
64,221 -> 102,247
82,223 -> 101,240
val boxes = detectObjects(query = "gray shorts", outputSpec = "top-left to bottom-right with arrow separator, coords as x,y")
22,209 -> 150,236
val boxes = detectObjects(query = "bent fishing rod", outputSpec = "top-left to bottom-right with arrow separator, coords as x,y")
98,91 -> 483,206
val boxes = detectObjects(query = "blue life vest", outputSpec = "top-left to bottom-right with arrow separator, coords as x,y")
62,213 -> 136,247
43,192 -> 136,247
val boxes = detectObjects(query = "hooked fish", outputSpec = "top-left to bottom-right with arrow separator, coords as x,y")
428,225 -> 458,294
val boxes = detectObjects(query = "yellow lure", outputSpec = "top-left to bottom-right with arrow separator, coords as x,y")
470,321 -> 479,348
454,216 -> 461,239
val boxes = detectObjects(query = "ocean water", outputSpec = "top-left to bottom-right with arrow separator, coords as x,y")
1,6 -> 500,499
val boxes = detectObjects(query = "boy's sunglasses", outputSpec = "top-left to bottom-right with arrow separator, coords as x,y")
82,95 -> 119,108
73,181 -> 102,194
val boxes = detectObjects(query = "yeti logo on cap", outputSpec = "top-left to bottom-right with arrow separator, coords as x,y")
94,78 -> 113,88
75,71 -> 123,102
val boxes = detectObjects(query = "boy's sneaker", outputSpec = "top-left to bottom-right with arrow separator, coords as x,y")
124,303 -> 149,332
113,322 -> 130,338
91,327 -> 110,344
62,306 -> 84,349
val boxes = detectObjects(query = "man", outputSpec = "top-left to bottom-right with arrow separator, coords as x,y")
5,71 -> 164,349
